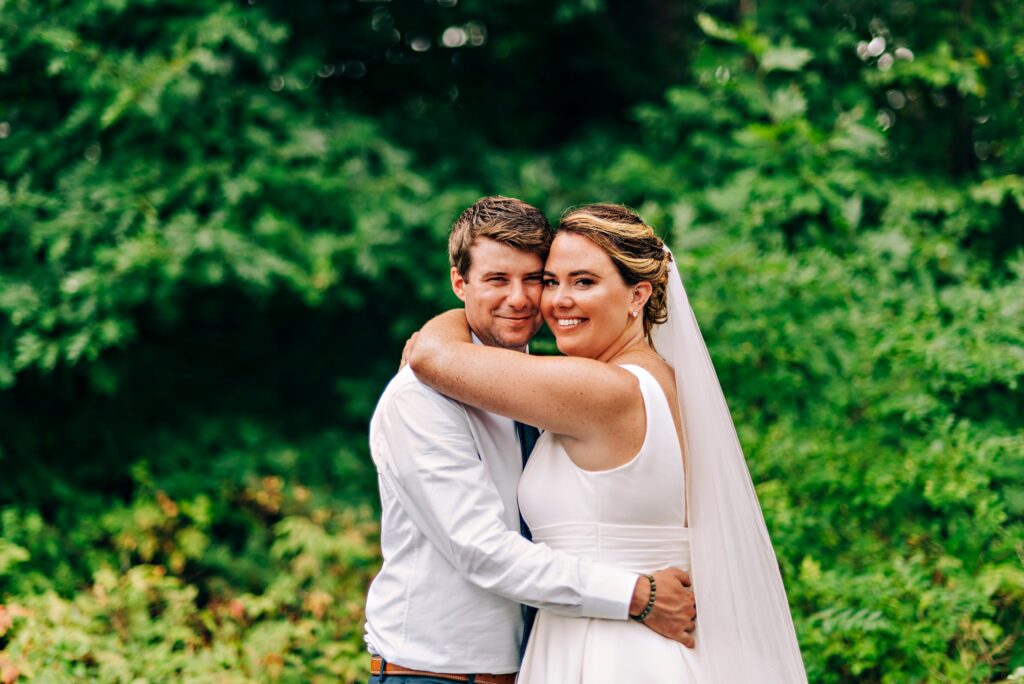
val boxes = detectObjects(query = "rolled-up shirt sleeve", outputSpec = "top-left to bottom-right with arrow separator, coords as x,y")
372,381 -> 635,619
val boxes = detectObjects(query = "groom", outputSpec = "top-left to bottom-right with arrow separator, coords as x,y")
364,196 -> 696,683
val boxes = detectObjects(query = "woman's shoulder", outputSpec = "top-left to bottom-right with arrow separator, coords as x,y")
618,356 -> 679,412
618,353 -> 675,388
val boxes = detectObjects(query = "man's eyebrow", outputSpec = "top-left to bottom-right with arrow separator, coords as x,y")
479,271 -> 508,278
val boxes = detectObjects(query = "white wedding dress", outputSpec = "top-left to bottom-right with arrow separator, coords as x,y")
517,364 -> 705,683
516,251 -> 806,682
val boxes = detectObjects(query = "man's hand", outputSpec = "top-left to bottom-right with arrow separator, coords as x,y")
629,568 -> 696,647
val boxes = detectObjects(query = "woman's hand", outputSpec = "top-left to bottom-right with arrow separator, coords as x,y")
419,309 -> 472,344
399,332 -> 420,370
406,309 -> 470,375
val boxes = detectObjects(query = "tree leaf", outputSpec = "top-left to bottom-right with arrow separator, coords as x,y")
761,46 -> 813,72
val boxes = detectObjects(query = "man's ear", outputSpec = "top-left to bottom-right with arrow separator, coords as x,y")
631,281 -> 653,310
451,266 -> 468,303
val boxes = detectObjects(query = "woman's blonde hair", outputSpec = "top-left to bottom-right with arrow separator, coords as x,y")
557,203 -> 671,339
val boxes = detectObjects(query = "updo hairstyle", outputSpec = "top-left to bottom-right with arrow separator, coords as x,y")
557,204 -> 672,339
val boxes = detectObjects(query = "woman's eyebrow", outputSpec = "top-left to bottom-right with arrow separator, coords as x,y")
542,269 -> 601,277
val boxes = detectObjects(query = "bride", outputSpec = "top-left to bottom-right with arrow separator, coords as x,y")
408,204 -> 806,683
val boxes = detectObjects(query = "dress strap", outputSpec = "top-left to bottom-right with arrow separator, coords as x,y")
617,364 -> 670,422
618,363 -> 687,523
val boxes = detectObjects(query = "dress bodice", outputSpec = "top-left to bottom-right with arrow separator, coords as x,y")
518,364 -> 689,574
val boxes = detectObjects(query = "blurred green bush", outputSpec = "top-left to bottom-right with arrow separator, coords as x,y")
1,0 -> 1022,681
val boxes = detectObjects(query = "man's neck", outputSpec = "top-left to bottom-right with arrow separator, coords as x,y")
469,330 -> 528,353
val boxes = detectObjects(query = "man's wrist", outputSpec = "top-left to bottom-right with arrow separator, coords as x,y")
630,575 -> 656,622
629,574 -> 650,616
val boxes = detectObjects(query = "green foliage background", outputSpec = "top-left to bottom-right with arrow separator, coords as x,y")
1,0 -> 1022,681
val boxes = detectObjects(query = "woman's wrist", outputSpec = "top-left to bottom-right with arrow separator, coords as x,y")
409,310 -> 469,375
421,309 -> 471,343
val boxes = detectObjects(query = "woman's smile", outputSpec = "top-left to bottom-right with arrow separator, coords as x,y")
554,317 -> 588,329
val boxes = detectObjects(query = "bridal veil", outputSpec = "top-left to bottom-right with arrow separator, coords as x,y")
651,249 -> 808,683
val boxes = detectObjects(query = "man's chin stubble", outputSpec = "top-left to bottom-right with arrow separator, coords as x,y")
495,328 -> 538,350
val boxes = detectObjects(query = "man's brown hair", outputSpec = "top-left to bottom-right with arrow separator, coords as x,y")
448,196 -> 553,277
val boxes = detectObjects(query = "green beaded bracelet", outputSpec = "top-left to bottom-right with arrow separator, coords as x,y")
631,574 -> 656,623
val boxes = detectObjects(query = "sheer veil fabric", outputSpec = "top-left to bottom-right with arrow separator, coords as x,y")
651,249 -> 808,683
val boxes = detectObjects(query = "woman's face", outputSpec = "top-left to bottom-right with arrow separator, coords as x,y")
541,232 -> 640,360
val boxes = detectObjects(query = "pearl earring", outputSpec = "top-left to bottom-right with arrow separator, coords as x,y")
631,310 -> 639,318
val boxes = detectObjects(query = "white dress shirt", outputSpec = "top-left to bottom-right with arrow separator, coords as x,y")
364,363 -> 637,674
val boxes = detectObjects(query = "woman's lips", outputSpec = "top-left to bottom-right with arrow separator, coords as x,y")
554,317 -> 587,329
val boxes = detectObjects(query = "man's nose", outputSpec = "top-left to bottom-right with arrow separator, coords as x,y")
507,280 -> 530,309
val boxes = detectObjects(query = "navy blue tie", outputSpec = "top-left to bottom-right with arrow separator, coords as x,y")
514,420 -> 540,660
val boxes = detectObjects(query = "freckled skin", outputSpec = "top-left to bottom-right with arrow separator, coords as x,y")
541,232 -> 643,362
415,232 -> 664,469
408,230 -> 698,647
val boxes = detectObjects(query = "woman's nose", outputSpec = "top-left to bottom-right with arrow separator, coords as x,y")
550,284 -> 573,309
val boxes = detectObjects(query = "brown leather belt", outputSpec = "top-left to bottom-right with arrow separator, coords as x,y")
370,656 -> 517,684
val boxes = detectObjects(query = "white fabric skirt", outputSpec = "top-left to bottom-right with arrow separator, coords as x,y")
518,611 -> 705,683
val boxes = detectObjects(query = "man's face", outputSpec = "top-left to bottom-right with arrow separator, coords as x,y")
451,238 -> 545,350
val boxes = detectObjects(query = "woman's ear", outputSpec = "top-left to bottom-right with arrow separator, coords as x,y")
632,281 -> 653,311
